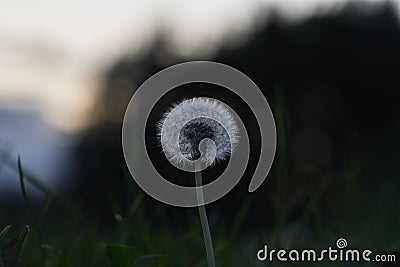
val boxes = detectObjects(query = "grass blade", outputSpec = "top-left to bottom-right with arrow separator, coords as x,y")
2,226 -> 30,267
17,156 -> 45,263
0,226 -> 11,250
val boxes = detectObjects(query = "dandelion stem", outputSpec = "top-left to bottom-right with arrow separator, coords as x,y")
195,161 -> 216,267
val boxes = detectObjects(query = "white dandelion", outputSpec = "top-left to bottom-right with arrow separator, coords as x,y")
157,97 -> 239,167
157,97 -> 240,267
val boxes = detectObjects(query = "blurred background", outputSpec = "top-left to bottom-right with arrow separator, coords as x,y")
0,0 -> 399,266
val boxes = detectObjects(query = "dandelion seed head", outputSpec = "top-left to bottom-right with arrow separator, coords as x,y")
157,97 -> 239,166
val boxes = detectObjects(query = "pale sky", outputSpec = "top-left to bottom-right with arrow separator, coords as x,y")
0,0 -> 390,132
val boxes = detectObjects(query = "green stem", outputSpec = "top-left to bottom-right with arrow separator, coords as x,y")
275,83 -> 288,246
195,161 -> 216,267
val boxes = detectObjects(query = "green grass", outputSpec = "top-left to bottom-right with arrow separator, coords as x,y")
0,149 -> 400,267
0,150 -> 397,267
